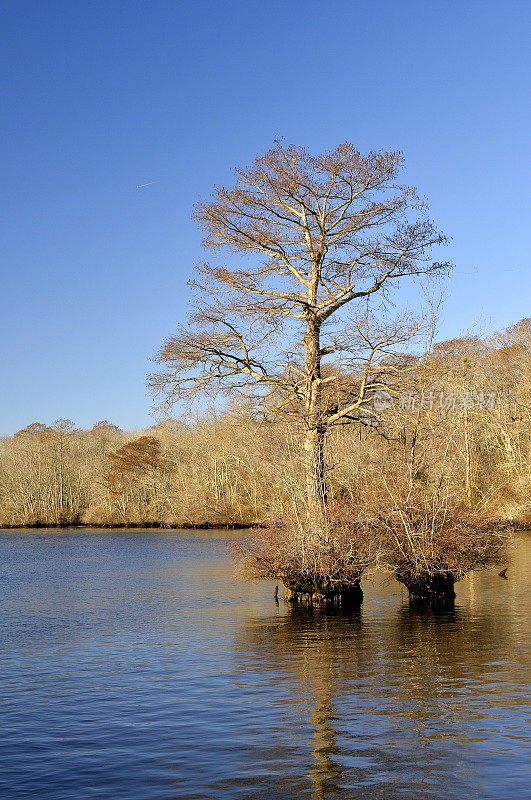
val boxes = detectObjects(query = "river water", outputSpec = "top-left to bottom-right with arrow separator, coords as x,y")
0,529 -> 528,800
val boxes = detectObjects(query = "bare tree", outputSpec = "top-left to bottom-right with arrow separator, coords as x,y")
150,141 -> 449,532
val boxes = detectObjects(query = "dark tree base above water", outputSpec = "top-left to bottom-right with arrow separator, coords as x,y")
397,570 -> 456,603
284,580 -> 363,608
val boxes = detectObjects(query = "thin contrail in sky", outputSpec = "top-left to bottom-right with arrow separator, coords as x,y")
136,181 -> 158,189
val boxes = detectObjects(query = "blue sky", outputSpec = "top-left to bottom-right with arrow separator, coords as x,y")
1,0 -> 529,434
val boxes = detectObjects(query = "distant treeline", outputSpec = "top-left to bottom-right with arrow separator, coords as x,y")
1,320 -> 529,529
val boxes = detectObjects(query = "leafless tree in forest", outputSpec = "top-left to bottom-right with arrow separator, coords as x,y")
150,140 -> 449,538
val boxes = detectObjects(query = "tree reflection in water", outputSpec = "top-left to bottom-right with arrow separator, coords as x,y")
231,578 -> 528,800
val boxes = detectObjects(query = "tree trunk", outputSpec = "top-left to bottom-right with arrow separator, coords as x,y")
303,312 -> 327,532
304,426 -> 327,531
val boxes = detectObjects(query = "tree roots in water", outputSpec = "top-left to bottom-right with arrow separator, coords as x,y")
283,579 -> 363,608
397,570 -> 456,604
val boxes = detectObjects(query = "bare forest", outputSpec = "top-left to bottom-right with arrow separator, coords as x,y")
2,319 -> 529,532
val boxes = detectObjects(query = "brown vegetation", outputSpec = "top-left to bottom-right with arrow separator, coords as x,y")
0,321 -> 527,544
234,502 -> 380,606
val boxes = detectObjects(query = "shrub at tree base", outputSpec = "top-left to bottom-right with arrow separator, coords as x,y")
235,504 -> 380,607
377,492 -> 509,603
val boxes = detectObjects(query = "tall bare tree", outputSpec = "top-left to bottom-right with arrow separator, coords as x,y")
150,141 -> 449,531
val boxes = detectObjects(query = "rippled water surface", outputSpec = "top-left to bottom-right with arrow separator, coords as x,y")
0,529 -> 529,799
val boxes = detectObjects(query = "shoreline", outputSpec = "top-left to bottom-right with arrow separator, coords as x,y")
0,520 -> 528,532
0,521 -> 257,531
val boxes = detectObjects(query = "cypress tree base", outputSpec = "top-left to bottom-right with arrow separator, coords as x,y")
397,570 -> 456,603
283,578 -> 363,607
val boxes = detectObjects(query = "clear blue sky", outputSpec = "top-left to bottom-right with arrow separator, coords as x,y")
1,0 -> 529,434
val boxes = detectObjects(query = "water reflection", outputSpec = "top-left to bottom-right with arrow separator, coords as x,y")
233,568 -> 529,800
0,529 -> 528,800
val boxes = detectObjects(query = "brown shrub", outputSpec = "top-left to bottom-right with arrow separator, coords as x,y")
234,501 -> 381,598
370,486 -> 509,597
